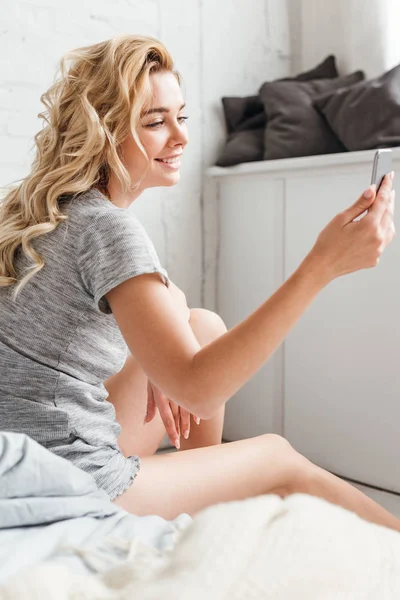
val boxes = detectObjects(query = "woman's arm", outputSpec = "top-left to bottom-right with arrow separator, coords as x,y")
168,280 -> 191,322
106,179 -> 394,419
107,254 -> 326,419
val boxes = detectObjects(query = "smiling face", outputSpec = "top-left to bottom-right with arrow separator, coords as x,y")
108,70 -> 189,207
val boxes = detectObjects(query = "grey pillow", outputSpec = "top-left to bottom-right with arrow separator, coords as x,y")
221,55 -> 339,134
313,64 -> 400,151
216,55 -> 339,167
221,95 -> 265,135
259,71 -> 365,160
215,128 -> 264,167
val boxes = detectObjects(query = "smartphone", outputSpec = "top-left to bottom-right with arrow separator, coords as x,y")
371,148 -> 392,191
354,149 -> 393,221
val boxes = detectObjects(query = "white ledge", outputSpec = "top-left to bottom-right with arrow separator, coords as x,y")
206,148 -> 400,179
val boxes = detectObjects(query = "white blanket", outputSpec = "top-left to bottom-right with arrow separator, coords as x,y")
2,492 -> 400,599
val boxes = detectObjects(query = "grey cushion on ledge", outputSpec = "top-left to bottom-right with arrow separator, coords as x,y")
259,70 -> 365,160
215,128 -> 265,167
221,95 -> 266,135
313,63 -> 400,151
216,55 -> 339,167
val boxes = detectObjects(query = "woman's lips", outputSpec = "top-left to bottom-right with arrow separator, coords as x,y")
155,158 -> 181,170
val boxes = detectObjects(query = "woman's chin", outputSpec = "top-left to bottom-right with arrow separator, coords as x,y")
161,172 -> 180,187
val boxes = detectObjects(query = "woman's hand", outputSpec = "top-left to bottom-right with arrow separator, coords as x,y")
309,173 -> 395,281
145,379 -> 200,449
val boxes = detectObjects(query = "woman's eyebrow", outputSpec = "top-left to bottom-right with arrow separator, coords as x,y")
142,103 -> 186,116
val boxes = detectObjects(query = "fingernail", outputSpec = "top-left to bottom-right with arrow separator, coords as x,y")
195,417 -> 201,425
174,439 -> 180,450
183,430 -> 189,439
364,188 -> 374,199
391,171 -> 395,180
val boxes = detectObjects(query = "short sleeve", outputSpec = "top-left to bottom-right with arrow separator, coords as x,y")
78,208 -> 170,314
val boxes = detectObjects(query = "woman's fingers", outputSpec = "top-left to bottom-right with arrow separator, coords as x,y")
161,402 -> 180,449
169,401 -> 180,437
342,185 -> 377,224
179,407 -> 191,439
146,382 -> 202,448
387,189 -> 396,219
380,207 -> 396,247
149,383 -> 180,449
368,173 -> 393,221
313,173 -> 396,279
377,188 -> 396,247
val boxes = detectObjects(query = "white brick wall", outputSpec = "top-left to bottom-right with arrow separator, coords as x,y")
0,0 -> 293,307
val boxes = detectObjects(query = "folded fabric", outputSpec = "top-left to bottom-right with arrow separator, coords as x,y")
259,70 -> 365,160
313,63 -> 400,151
217,55 -> 339,167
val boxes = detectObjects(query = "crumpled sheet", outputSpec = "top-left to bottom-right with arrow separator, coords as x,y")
0,432 -> 191,584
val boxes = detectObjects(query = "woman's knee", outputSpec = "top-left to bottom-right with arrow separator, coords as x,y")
258,433 -> 314,497
189,308 -> 228,342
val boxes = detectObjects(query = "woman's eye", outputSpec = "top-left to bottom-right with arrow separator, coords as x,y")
146,116 -> 189,129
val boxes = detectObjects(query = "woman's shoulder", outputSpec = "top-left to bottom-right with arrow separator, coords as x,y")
60,188 -> 120,220
59,188 -> 151,250
59,187 -> 139,237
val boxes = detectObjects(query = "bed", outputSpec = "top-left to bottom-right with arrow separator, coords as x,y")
1,431 -> 400,599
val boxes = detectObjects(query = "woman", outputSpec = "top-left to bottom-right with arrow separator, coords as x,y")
0,34 -> 398,530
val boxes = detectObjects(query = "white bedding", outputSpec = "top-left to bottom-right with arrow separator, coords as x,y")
3,496 -> 400,598
2,432 -> 400,599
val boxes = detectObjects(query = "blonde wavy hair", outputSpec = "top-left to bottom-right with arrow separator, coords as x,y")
0,34 -> 180,298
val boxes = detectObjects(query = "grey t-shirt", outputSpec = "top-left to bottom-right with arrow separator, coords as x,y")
0,188 -> 170,499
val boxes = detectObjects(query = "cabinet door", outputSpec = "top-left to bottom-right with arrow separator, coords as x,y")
284,171 -> 400,492
217,175 -> 285,440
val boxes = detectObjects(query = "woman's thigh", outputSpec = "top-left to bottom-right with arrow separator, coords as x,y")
105,352 -> 167,458
114,434 -> 310,520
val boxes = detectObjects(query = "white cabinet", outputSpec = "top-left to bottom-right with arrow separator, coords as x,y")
284,171 -> 400,493
205,149 -> 400,499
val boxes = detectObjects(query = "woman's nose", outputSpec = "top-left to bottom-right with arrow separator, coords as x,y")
171,123 -> 188,146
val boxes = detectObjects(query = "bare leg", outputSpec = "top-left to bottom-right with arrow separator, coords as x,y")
114,432 -> 400,533
307,465 -> 400,532
105,308 -> 226,457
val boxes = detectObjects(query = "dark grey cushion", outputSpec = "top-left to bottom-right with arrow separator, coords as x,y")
221,95 -> 266,135
259,71 -> 365,160
216,55 -> 339,167
215,128 -> 264,167
221,55 -> 339,134
313,63 -> 400,151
